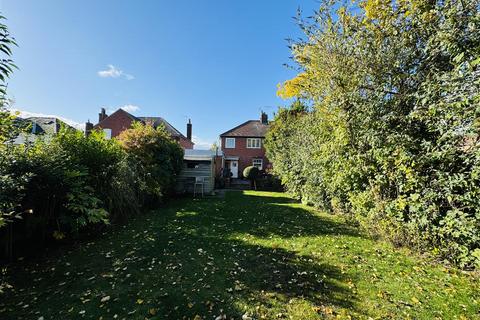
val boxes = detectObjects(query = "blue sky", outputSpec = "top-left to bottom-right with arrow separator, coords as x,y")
1,0 -> 317,149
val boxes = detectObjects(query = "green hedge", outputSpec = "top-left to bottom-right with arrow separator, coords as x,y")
0,124 -> 183,258
266,0 -> 480,268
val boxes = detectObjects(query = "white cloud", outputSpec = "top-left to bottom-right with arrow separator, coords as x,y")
98,64 -> 122,78
105,104 -> 140,114
192,135 -> 215,150
97,64 -> 134,80
120,104 -> 140,113
9,108 -> 85,131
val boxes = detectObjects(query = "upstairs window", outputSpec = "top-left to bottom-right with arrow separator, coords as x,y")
247,138 -> 261,149
252,158 -> 263,170
103,128 -> 112,140
225,137 -> 236,148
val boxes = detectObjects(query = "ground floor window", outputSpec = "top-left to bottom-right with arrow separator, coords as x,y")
252,158 -> 263,170
103,128 -> 112,139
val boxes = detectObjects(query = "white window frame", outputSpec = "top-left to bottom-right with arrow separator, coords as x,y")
247,138 -> 261,149
252,158 -> 263,170
225,137 -> 236,148
103,128 -> 112,140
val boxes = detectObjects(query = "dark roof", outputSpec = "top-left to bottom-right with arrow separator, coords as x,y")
12,117 -> 76,145
137,117 -> 185,138
16,117 -> 75,134
220,120 -> 269,137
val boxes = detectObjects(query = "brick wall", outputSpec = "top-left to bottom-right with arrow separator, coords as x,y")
221,136 -> 270,177
179,137 -> 194,149
94,109 -> 135,138
94,109 -> 194,149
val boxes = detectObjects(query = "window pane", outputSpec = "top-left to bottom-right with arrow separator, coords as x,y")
225,138 -> 235,148
103,128 -> 112,140
247,138 -> 261,148
252,159 -> 263,170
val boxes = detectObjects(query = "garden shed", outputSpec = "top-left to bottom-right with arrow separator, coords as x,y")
176,149 -> 222,195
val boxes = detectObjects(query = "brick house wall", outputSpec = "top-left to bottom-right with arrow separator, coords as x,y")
221,136 -> 270,177
93,108 -> 194,149
94,109 -> 135,138
179,137 -> 194,149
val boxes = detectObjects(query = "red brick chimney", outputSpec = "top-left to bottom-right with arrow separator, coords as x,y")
187,119 -> 192,141
261,112 -> 268,124
98,108 -> 107,123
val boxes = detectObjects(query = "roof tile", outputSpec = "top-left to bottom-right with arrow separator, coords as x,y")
220,120 -> 268,137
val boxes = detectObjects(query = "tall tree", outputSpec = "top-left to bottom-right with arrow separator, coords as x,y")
267,0 -> 480,268
0,13 -> 17,144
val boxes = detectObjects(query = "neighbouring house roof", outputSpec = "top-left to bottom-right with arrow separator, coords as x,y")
12,117 -> 76,144
220,120 -> 269,137
25,117 -> 74,134
95,108 -> 189,140
137,116 -> 185,139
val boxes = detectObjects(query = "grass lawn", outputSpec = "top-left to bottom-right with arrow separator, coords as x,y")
1,191 -> 479,319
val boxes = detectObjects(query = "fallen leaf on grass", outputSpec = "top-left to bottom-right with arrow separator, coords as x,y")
313,305 -> 334,316
242,313 -> 253,320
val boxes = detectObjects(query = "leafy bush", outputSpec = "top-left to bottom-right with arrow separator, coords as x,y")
0,121 -> 186,258
243,166 -> 259,180
0,120 -> 185,258
1,129 -> 127,236
0,146 -> 31,229
0,136 -> 106,257
243,166 -> 260,190
52,129 -> 140,221
256,174 -> 283,192
118,122 -> 183,204
266,0 -> 480,268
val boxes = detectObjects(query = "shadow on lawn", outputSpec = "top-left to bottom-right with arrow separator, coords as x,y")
149,191 -> 363,318
224,191 -> 360,239
1,191 -> 363,320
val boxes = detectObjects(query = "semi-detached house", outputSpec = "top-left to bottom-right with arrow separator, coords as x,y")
220,112 -> 270,178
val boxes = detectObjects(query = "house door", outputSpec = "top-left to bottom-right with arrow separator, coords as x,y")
229,161 -> 238,178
